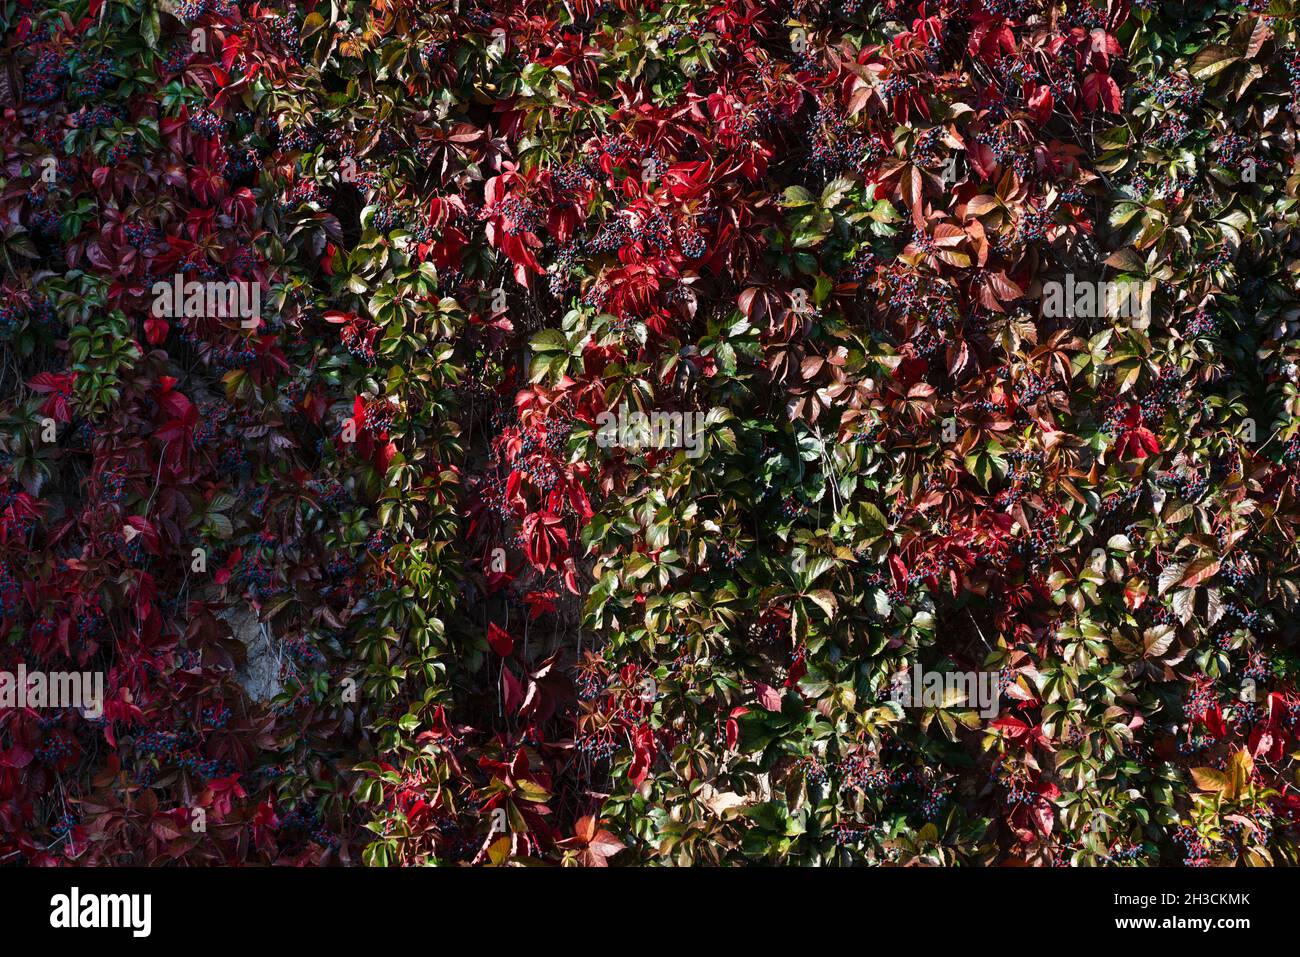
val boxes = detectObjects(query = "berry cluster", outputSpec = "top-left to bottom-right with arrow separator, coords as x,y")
808,104 -> 867,175
837,753 -> 891,793
188,108 -> 224,138
25,49 -> 66,104
495,196 -> 543,237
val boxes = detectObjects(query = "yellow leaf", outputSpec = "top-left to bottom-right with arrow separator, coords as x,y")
1245,846 -> 1273,866
487,836 -> 511,866
1191,767 -> 1228,793
1226,748 -> 1254,800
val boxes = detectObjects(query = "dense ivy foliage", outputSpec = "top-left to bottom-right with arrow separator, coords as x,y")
2,0 -> 1300,867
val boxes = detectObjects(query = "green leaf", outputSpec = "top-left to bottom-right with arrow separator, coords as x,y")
1189,45 -> 1238,80
530,328 -> 569,353
141,7 -> 160,49
781,186 -> 815,208
858,502 -> 888,539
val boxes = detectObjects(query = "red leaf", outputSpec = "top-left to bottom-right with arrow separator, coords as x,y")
628,746 -> 650,787
1118,426 -> 1160,460
487,622 -> 514,657
144,317 -> 169,346
754,682 -> 783,712
1099,73 -> 1122,111
583,829 -> 625,866
1033,799 -> 1055,836
1083,71 -> 1121,112
502,665 -> 525,714
1027,84 -> 1054,124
